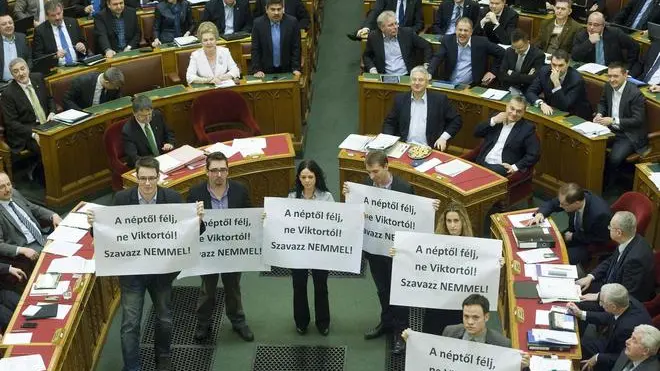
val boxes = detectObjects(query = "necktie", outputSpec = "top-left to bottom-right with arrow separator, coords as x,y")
27,85 -> 47,124
645,54 -> 660,83
58,25 -> 73,64
9,201 -> 44,246
574,211 -> 582,231
515,53 -> 525,72
144,124 -> 159,156
596,39 -> 605,65
448,5 -> 462,34
100,88 -> 108,104
172,3 -> 181,38
622,361 -> 634,371
92,0 -> 100,15
398,0 -> 405,25
271,23 -> 281,67
631,0 -> 653,29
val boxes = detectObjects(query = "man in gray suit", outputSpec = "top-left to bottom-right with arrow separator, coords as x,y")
14,0 -> 46,28
611,325 -> 660,371
0,14 -> 32,82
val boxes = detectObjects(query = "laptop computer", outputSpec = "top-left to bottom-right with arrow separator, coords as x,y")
648,22 -> 660,41
32,53 -> 58,76
519,0 -> 547,15
14,16 -> 34,35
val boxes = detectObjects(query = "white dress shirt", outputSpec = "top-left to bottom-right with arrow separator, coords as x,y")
92,73 -> 104,106
407,91 -> 428,145
484,118 -> 518,171
224,3 -> 235,35
51,22 -> 77,65
611,81 -> 627,128
648,53 -> 660,85
186,46 -> 240,84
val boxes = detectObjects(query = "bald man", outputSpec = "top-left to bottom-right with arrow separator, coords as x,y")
571,12 -> 639,70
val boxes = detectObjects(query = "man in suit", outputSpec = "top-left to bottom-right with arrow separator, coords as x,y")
253,0 -> 309,30
0,15 -> 32,82
122,95 -> 175,168
382,66 -> 462,150
0,262 -> 23,330
533,0 -> 582,55
87,156 -> 204,371
594,62 -> 648,188
251,0 -> 300,77
63,67 -> 124,110
187,151 -> 255,342
472,96 -> 540,176
632,39 -> 660,88
428,17 -> 504,86
431,0 -> 480,35
354,0 -> 423,39
572,12 -> 640,70
576,211 -> 655,304
33,0 -> 86,65
201,0 -> 253,35
613,0 -> 660,31
525,49 -> 593,120
531,183 -> 612,266
94,0 -> 141,59
362,11 -> 431,75
568,284 -> 653,371
14,0 -> 46,27
611,325 -> 660,371
63,0 -> 96,18
498,28 -> 545,95
478,0 -> 518,45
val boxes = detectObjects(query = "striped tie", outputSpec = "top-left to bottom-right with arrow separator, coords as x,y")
10,201 -> 44,246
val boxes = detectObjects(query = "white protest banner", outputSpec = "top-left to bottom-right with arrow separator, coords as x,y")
405,330 -> 522,371
344,182 -> 435,256
391,231 -> 502,309
93,204 -> 199,276
262,197 -> 364,273
178,208 -> 267,279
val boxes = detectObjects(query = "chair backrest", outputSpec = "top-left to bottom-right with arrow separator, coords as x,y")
655,250 -> 660,288
47,69 -> 99,111
584,77 -> 604,113
605,0 -> 623,19
140,13 -> 155,46
517,16 -> 534,40
103,118 -> 130,191
646,99 -> 660,133
240,42 -> 252,75
611,191 -> 654,235
82,23 -> 96,55
111,54 -> 165,96
175,49 -> 195,84
191,89 -> 259,144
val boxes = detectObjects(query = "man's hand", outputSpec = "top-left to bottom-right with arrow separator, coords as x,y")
86,210 -> 95,225
650,85 -> 660,93
19,247 -> 38,261
576,275 -> 593,291
434,137 -> 447,151
520,352 -> 530,368
8,266 -> 27,281
52,214 -> 62,228
105,49 -> 116,59
56,48 -> 66,59
356,27 -> 370,38
342,182 -> 349,195
482,12 -> 496,25
581,355 -> 598,371
593,114 -> 613,126
47,112 -> 55,122
482,72 -> 496,85
550,68 -> 562,87
254,71 -> 265,78
564,231 -> 573,241
566,302 -> 581,316
589,3 -> 598,11
580,293 -> 598,301
152,38 -> 162,48
527,213 -> 545,226
401,328 -> 411,342
492,111 -> 508,124
124,46 -> 132,52
293,70 -> 301,77
196,201 -> 205,220
507,69 -> 513,76
388,247 -> 396,257
75,42 -> 86,54
34,133 -> 40,146
432,199 -> 440,211
84,4 -> 93,13
162,143 -> 174,151
588,32 -> 601,44
502,163 -> 516,174
540,102 -> 554,115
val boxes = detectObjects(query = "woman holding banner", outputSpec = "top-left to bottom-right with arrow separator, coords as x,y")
287,160 -> 333,336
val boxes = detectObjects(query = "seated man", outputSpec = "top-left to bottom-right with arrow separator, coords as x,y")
572,12 -> 640,70
567,284 -> 653,371
431,0 -> 480,35
576,211 -> 655,303
33,0 -> 87,65
612,325 -> 660,371
525,49 -> 593,120
594,62 -> 647,188
251,0 -> 301,78
478,0 -> 518,45
382,66 -> 462,151
472,96 -> 540,177
353,0 -> 423,39
533,0 -> 582,55
200,0 -> 253,35
613,0 -> 660,31
253,0 -> 309,30
362,11 -> 432,75
94,0 -> 141,59
0,15 -> 32,82
63,67 -> 124,110
498,29 -> 545,95
531,183 -> 611,266
0,263 -> 25,330
14,0 -> 47,27
428,17 -> 504,86
632,39 -> 660,90
122,95 -> 175,168
63,0 -> 98,18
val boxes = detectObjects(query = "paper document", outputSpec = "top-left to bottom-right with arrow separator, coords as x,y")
239,147 -> 264,157
649,173 -> 660,190
530,328 -> 578,345
538,264 -> 578,279
54,304 -> 72,320
187,0 -> 209,4
0,354 -> 46,371
47,256 -> 95,273
550,305 -> 569,314
572,121 -> 612,138
48,225 -> 88,243
204,142 -> 240,157
154,154 -> 181,173
174,35 -> 198,46
60,212 -> 90,229
498,44 -> 511,49
385,142 -> 410,158
30,280 -> 70,296
535,310 -> 550,326
508,212 -> 551,228
2,332 -> 33,345
577,63 -> 608,74
529,356 -> 571,371
524,264 -> 538,280
516,248 -> 559,263
414,158 -> 442,172
215,79 -> 236,88
53,109 -> 88,123
338,134 -> 371,152
434,159 -> 472,177
22,305 -> 41,316
232,137 -> 267,149
75,202 -> 105,214
537,276 -> 581,302
480,88 -> 509,100
366,133 -> 399,150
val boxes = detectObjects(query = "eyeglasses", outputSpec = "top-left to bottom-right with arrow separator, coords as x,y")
208,168 -> 228,174
607,225 -> 620,231
134,110 -> 153,121
137,176 -> 158,183
586,22 -> 604,27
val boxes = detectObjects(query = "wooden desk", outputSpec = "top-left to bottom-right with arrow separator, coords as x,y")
632,163 -> 660,249
338,147 -> 508,237
358,76 -> 610,196
36,83 -> 301,207
491,209 -> 581,364
122,133 -> 296,205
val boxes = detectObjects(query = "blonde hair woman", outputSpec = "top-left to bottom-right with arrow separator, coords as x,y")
186,22 -> 240,85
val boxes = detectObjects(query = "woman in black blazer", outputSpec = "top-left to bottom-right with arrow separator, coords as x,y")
152,0 -> 194,46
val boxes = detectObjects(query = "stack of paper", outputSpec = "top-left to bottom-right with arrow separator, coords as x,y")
498,44 -> 511,50
338,134 -> 372,152
48,225 -> 88,243
75,202 -> 104,214
537,264 -> 578,279
480,88 -> 509,100
577,63 -> 608,74
572,121 -> 612,138
174,35 -> 198,47
537,276 -> 581,302
530,328 -> 578,345
2,332 -> 33,345
649,173 -> 660,190
517,248 -> 559,263
43,241 -> 82,257
414,158 -> 442,172
204,142 -> 240,157
215,80 -> 236,88
507,212 -> 551,228
47,256 -> 96,273
60,212 -> 90,229
385,142 -> 410,158
366,134 -> 400,150
53,109 -> 90,124
0,354 -> 46,371
156,145 -> 206,173
30,280 -> 69,296
232,137 -> 266,156
529,356 -> 571,371
434,159 -> 472,177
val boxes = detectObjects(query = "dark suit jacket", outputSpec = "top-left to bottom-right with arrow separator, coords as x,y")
498,45 -> 545,92
362,0 -> 423,34
0,32 -> 32,81
382,90 -> 462,146
33,18 -> 86,61
431,0 -> 480,35
597,82 -> 648,152
250,14 -> 300,74
631,40 -> 660,81
201,0 -> 252,34
154,0 -> 194,43
474,118 -> 540,171
122,110 -> 176,168
590,234 -> 655,302
428,34 -> 504,85
533,17 -> 583,53
187,179 -> 251,209
571,27 -> 640,70
442,324 -> 512,347
612,353 -> 659,371
361,174 -> 414,195
93,7 -> 141,53
0,73 -> 56,153
525,65 -> 593,120
478,5 -> 518,45
115,186 -> 182,206
613,0 -> 660,30
0,189 -> 54,257
537,190 -> 612,246
584,297 -> 653,369
362,27 -> 431,74
253,0 -> 310,30
63,71 -> 122,110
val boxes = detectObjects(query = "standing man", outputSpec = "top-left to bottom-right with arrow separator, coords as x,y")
14,0 -> 47,27
200,0 -> 253,35
121,95 -> 175,168
253,0 -> 309,30
478,0 -> 518,45
611,325 -> 660,371
32,1 -> 86,65
354,0 -> 423,39
251,0 -> 301,78
88,156 -> 204,371
382,65 -> 462,151
94,0 -> 141,59
572,12 -> 639,70
62,67 -> 124,110
431,0 -> 480,35
498,29 -> 545,95
187,151 -> 255,342
0,15 -> 32,82
533,0 -> 582,55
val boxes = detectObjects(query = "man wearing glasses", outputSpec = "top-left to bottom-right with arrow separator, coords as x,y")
122,95 -> 175,168
571,12 -> 639,71
187,151 -> 255,342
